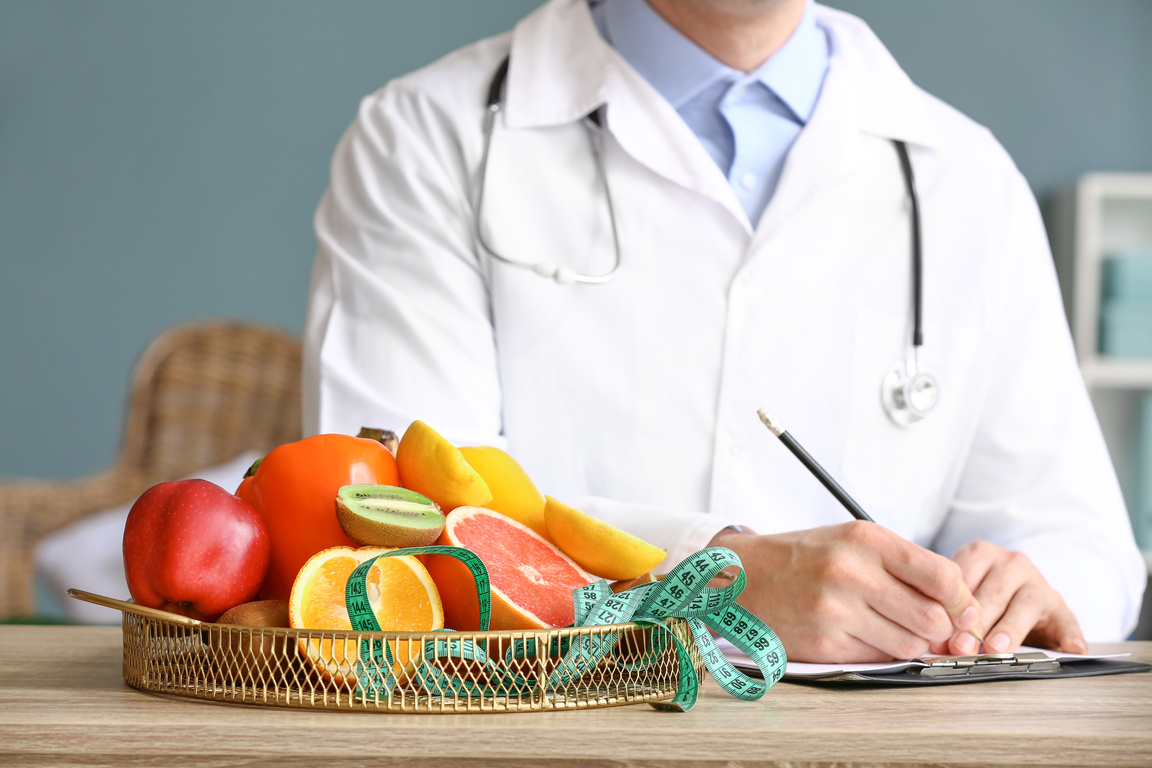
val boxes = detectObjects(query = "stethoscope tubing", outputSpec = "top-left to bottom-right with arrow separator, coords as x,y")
474,54 -> 937,424
894,140 -> 924,350
475,57 -> 621,285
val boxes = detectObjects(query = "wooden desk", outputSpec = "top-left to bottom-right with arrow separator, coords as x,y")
1,627 -> 1149,767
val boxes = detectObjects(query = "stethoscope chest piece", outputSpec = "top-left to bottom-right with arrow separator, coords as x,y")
882,361 -> 940,427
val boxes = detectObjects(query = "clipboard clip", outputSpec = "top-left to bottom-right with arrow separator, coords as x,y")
915,652 -> 1061,678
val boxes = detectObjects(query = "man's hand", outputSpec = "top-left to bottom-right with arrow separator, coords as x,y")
710,522 -> 980,663
944,540 -> 1086,656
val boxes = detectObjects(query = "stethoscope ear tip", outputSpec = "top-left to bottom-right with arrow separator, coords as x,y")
532,261 -> 559,279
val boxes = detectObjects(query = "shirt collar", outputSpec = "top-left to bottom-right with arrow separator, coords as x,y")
599,0 -> 828,122
754,3 -> 828,122
505,0 -> 943,150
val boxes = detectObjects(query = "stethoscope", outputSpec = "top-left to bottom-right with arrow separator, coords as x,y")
475,57 -> 621,286
475,56 -> 939,427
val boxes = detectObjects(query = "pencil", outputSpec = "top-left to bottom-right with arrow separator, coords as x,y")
756,408 -> 874,522
756,407 -> 984,651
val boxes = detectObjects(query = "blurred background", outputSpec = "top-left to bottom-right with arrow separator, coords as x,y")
2,1 -> 1151,622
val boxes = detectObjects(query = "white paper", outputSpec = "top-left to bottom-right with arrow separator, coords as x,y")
714,638 -> 1130,679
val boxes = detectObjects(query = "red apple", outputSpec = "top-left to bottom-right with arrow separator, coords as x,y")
122,479 -> 271,621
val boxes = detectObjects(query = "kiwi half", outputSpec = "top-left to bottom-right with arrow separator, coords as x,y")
335,484 -> 445,547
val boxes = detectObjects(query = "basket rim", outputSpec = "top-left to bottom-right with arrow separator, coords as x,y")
68,587 -> 670,638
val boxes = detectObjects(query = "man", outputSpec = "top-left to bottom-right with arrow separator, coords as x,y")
304,0 -> 1145,661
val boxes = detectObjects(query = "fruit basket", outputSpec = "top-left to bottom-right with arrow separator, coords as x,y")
70,590 -> 703,713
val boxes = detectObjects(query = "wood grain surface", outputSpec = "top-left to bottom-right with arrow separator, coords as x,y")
1,626 -> 1149,767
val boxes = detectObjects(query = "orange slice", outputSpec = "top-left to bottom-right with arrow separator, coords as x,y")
424,507 -> 591,631
543,496 -> 667,580
288,546 -> 443,685
396,420 -> 492,511
458,445 -> 549,539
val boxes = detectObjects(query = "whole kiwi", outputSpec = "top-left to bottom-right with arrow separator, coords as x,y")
218,599 -> 290,628
212,599 -> 293,675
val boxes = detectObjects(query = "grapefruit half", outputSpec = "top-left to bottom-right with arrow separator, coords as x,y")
424,507 -> 591,631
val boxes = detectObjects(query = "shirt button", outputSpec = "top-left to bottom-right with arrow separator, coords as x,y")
740,172 -> 757,190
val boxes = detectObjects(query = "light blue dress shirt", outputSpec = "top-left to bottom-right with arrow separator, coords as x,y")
591,0 -> 830,225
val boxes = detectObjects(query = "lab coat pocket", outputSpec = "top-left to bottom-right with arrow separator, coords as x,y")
839,308 -> 991,545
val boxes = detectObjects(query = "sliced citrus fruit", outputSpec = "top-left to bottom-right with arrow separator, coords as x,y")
424,506 -> 591,631
396,420 -> 492,511
458,445 -> 549,539
288,546 -> 444,685
543,496 -> 667,580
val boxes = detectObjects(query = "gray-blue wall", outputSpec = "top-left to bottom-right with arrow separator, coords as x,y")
3,1 -> 1151,480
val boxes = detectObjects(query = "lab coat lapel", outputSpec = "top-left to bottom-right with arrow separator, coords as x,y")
752,48 -> 869,245
505,0 -> 751,232
504,0 -> 611,128
753,6 -> 945,246
604,72 -> 751,231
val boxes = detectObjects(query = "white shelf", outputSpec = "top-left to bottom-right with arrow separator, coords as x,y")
1050,173 -> 1152,561
1052,172 -> 1152,388
1081,357 -> 1152,389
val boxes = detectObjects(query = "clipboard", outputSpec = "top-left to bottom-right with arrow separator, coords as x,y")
784,652 -> 1152,686
718,640 -> 1152,686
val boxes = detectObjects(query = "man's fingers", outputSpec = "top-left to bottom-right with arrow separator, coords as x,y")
848,612 -> 932,663
979,581 -> 1050,653
953,582 -> 981,631
952,547 -> 1031,654
948,541 -> 1006,641
865,574 -> 954,645
863,523 -> 977,624
948,543 -> 1086,656
966,549 -> 1032,636
1023,597 -> 1087,654
950,540 -> 997,591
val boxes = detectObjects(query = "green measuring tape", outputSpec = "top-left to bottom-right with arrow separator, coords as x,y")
344,546 -> 786,712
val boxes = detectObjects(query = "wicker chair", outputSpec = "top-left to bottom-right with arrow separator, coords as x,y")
0,320 -> 302,619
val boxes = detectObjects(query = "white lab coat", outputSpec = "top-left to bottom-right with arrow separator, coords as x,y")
304,0 -> 1146,639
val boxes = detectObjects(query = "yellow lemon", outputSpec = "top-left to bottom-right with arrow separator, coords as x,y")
458,445 -> 549,540
543,496 -> 667,580
396,420 -> 492,511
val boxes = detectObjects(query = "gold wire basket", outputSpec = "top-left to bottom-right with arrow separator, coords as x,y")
70,590 -> 703,713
